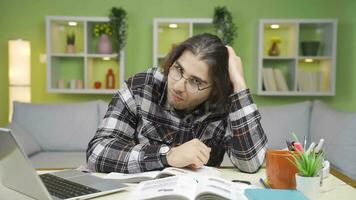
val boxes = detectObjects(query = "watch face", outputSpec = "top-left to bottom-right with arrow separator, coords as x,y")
160,146 -> 170,154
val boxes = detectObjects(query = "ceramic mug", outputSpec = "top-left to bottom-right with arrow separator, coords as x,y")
266,149 -> 298,189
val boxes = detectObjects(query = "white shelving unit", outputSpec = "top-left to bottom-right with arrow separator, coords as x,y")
153,18 -> 214,67
257,19 -> 337,96
46,16 -> 125,94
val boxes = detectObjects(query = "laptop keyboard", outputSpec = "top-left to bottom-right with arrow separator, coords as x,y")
40,173 -> 101,199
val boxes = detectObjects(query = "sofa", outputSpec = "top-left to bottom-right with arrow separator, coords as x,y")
6,100 -> 108,169
6,100 -> 356,180
222,100 -> 356,180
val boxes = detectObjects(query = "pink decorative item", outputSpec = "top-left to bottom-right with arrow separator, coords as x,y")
97,34 -> 112,54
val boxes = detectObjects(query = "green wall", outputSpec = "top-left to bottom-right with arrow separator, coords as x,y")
0,0 -> 355,127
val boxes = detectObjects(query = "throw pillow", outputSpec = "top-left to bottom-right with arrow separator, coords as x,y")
310,100 -> 356,180
259,101 -> 312,149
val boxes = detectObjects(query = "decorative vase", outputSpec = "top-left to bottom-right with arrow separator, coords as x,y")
66,44 -> 76,53
105,69 -> 115,89
301,41 -> 320,56
268,41 -> 280,56
97,34 -> 112,54
295,174 -> 321,199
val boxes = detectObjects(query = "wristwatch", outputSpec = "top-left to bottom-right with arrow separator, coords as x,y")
159,145 -> 171,166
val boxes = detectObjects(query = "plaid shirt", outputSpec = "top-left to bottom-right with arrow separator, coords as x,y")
87,67 -> 267,173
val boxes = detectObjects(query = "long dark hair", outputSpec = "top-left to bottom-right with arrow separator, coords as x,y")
161,33 -> 233,110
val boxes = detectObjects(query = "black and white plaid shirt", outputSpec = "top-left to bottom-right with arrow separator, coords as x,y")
87,67 -> 267,173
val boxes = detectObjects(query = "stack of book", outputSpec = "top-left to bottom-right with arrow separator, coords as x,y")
262,68 -> 289,92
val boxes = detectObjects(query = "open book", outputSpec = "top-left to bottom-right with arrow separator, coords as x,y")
103,166 -> 221,183
128,175 -> 253,200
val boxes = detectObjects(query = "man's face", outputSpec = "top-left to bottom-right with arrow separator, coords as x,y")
167,50 -> 213,112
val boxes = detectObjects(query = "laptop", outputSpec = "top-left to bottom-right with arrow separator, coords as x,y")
0,128 -> 128,200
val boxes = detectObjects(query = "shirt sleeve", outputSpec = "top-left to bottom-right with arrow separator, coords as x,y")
86,82 -> 165,173
224,89 -> 268,173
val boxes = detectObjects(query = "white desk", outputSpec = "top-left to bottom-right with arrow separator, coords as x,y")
1,168 -> 355,200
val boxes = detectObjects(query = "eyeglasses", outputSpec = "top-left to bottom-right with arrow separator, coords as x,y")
169,63 -> 212,93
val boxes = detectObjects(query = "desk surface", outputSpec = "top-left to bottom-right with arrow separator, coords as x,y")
1,168 -> 354,200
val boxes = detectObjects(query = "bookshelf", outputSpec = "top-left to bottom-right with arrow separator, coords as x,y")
257,19 -> 337,96
153,18 -> 214,67
46,16 -> 125,94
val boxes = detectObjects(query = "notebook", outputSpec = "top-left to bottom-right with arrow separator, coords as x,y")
245,189 -> 309,200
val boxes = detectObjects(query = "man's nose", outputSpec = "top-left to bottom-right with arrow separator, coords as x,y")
174,78 -> 187,92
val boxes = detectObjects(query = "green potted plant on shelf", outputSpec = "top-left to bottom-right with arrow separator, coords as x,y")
289,133 -> 324,199
93,23 -> 113,54
213,6 -> 237,46
109,7 -> 127,56
66,31 -> 75,53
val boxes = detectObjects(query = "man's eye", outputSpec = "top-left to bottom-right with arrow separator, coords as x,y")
192,79 -> 202,85
176,66 -> 184,73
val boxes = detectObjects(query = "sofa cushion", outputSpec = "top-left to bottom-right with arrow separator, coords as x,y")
98,100 -> 109,122
259,101 -> 312,149
12,101 -> 99,151
30,152 -> 86,169
310,100 -> 356,180
6,123 -> 42,156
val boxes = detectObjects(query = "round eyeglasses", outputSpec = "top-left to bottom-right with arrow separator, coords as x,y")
169,63 -> 212,93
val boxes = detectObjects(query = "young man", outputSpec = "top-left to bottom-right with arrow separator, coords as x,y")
86,33 -> 267,174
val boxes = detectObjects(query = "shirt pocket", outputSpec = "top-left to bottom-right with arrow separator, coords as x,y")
200,120 -> 225,142
139,119 -> 176,145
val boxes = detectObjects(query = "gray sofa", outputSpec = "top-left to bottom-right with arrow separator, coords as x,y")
7,100 -> 108,169
6,100 -> 356,180
223,100 -> 356,180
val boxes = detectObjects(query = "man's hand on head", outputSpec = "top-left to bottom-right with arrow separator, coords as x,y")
226,45 -> 247,92
167,138 -> 211,169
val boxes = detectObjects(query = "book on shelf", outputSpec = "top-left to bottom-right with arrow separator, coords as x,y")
297,69 -> 325,92
262,68 -> 277,91
273,68 -> 289,91
263,68 -> 289,92
128,175 -> 254,200
103,166 -> 221,183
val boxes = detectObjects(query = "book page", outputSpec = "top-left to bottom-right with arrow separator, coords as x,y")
195,177 -> 234,200
157,166 -> 221,179
129,175 -> 198,200
103,170 -> 160,183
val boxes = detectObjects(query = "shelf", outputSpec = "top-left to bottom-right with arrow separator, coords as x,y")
51,53 -> 85,57
46,16 -> 125,94
257,19 -> 337,96
153,18 -> 213,67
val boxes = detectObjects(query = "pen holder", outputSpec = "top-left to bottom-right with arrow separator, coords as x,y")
266,149 -> 298,189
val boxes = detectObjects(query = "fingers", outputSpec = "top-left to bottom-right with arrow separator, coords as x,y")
225,45 -> 236,56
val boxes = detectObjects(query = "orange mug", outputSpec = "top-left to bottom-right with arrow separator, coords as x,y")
266,149 -> 298,189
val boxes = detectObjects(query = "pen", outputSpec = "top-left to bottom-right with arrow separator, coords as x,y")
314,139 -> 324,153
306,142 -> 315,154
232,179 -> 251,185
286,140 -> 293,151
259,178 -> 270,189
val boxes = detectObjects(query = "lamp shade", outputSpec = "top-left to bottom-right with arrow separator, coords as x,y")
9,40 -> 31,85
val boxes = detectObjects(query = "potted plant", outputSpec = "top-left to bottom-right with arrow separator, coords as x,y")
213,6 -> 237,45
66,31 -> 75,53
289,133 -> 324,199
93,23 -> 113,54
109,7 -> 127,56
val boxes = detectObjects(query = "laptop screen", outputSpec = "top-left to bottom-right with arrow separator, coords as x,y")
0,128 -> 52,199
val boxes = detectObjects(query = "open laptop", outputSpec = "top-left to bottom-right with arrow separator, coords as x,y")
0,128 -> 128,200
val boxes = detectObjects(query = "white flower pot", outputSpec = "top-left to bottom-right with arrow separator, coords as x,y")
295,174 -> 321,199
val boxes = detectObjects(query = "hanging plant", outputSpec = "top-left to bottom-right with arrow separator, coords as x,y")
109,7 -> 128,54
213,6 -> 237,45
